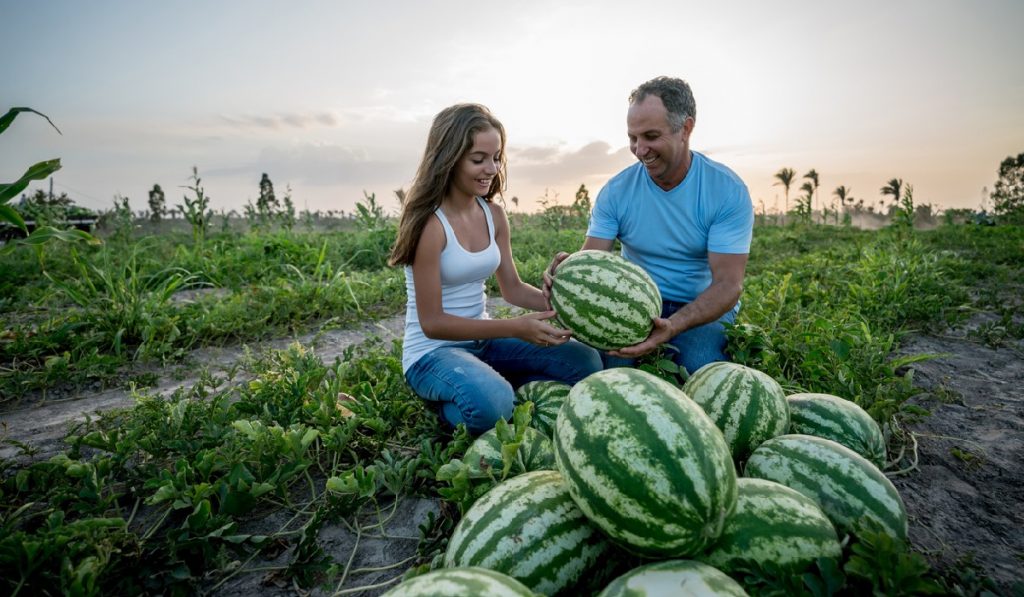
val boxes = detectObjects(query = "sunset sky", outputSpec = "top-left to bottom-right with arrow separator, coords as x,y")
3,0 -> 1023,216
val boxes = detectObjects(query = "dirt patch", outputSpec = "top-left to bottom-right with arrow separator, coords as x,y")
0,314 -> 405,463
893,322 -> 1024,588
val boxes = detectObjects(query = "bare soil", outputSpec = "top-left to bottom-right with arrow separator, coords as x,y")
2,302 -> 1022,594
892,317 -> 1024,590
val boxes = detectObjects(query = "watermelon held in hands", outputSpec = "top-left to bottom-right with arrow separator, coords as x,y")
549,250 -> 661,350
553,368 -> 737,558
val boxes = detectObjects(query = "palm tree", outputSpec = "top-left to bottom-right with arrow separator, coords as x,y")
798,181 -> 815,222
773,168 -> 796,224
803,169 -> 820,222
833,185 -> 851,224
880,178 -> 903,207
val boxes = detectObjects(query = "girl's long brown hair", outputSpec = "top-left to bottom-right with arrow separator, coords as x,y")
388,103 -> 507,266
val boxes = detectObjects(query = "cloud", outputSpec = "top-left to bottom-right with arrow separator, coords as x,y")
218,111 -> 340,131
509,141 -> 634,188
250,142 -> 411,187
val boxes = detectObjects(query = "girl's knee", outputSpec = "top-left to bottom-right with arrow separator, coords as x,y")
460,378 -> 514,434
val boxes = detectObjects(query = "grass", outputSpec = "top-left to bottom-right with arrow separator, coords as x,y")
1,215 -> 1021,594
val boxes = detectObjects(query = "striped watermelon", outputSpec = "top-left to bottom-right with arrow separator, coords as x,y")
382,566 -> 537,596
744,434 -> 908,542
514,380 -> 571,439
597,560 -> 749,597
463,426 -> 555,479
444,470 -> 612,595
682,362 -> 790,463
554,368 -> 737,557
700,478 -> 841,574
550,250 -> 661,350
787,393 -> 887,468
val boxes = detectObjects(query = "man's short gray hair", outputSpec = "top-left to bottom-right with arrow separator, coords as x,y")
629,77 -> 696,133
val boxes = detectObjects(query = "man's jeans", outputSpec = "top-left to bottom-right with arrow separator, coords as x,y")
405,338 -> 602,434
603,299 -> 736,374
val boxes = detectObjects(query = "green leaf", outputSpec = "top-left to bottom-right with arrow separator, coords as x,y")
0,107 -> 62,136
0,224 -> 101,256
0,204 -> 26,231
0,158 -> 62,203
299,428 -> 319,450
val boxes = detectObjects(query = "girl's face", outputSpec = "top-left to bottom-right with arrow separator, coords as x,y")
449,127 -> 501,201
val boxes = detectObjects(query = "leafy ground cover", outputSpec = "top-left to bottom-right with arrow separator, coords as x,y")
1,218 -> 1022,595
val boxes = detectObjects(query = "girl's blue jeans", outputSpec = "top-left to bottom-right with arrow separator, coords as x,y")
405,338 -> 602,434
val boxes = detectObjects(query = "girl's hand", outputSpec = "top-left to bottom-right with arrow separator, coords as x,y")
541,252 -> 571,308
517,310 -> 572,346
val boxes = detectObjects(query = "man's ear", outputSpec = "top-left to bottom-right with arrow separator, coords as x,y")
681,116 -> 695,140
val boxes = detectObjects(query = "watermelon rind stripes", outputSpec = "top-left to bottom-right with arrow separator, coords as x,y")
381,566 -> 538,596
514,380 -> 571,439
463,426 -> 555,478
700,478 -> 841,574
443,470 -> 611,595
787,392 -> 887,468
554,368 -> 737,557
596,559 -> 749,597
550,250 -> 661,350
682,362 -> 790,463
744,434 -> 908,542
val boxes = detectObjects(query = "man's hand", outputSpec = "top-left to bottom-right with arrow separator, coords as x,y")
607,317 -> 676,358
541,251 -> 571,308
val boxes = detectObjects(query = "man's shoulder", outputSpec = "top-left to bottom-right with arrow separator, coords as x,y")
694,151 -> 747,192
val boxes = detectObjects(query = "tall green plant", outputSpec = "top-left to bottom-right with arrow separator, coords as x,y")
179,166 -> 213,245
1,108 -> 100,266
892,184 -> 916,229
0,108 -> 62,232
354,191 -> 387,230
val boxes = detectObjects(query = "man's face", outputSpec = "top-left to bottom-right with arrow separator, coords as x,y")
627,94 -> 693,190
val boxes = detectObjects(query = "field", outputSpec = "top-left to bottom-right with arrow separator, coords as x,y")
1,214 -> 1022,596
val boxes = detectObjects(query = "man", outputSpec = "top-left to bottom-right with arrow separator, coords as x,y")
545,76 -> 754,373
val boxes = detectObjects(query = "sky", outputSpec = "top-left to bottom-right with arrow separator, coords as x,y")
2,0 -> 1023,217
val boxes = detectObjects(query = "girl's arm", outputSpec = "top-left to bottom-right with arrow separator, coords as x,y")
413,215 -> 567,344
490,202 -> 548,311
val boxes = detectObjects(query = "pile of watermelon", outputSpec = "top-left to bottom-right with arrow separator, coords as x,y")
385,361 -> 906,596
385,254 -> 907,596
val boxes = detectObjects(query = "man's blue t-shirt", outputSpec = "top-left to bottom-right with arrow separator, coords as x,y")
586,151 -> 753,306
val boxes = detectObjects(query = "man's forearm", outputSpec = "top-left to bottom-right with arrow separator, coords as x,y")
666,281 -> 742,335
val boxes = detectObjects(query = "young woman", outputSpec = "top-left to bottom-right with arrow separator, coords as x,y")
389,104 -> 602,434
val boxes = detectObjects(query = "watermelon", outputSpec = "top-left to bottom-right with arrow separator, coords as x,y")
382,566 -> 537,596
700,478 -> 841,574
514,380 -> 570,439
549,250 -> 661,350
787,392 -> 887,468
597,560 -> 749,597
463,426 -> 555,478
444,470 -> 611,595
682,361 -> 790,462
553,368 -> 737,557
744,434 -> 908,541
